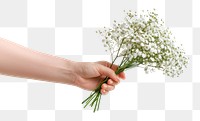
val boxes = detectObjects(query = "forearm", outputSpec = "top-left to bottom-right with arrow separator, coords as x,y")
0,37 -> 76,85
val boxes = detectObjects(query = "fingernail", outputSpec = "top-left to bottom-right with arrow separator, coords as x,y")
110,80 -> 113,84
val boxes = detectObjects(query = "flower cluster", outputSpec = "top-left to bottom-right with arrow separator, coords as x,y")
97,9 -> 188,77
82,9 -> 188,112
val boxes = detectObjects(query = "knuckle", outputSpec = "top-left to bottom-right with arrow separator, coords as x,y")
102,83 -> 107,88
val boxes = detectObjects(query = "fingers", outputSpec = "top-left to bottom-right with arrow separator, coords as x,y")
102,83 -> 115,91
101,79 -> 119,95
97,61 -> 118,71
96,61 -> 126,95
97,61 -> 126,80
118,72 -> 126,80
97,64 -> 120,84
107,79 -> 118,85
101,89 -> 108,95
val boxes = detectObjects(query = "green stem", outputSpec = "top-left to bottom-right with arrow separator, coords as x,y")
91,91 -> 100,107
109,38 -> 125,68
84,93 -> 97,108
82,39 -> 126,112
115,68 -> 125,74
86,93 -> 97,104
97,94 -> 101,111
95,77 -> 109,92
93,92 -> 100,112
82,91 -> 96,104
119,56 -> 126,67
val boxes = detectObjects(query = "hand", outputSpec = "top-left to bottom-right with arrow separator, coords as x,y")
0,38 -> 126,93
73,61 -> 125,95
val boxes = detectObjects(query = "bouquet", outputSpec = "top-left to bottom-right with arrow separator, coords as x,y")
82,9 -> 188,112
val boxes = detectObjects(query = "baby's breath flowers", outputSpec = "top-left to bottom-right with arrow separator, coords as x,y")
82,9 -> 188,112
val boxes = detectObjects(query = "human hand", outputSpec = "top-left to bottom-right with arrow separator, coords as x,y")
73,61 -> 125,95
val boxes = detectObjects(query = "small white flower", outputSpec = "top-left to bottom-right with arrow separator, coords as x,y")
133,53 -> 137,58
98,10 -> 188,78
150,36 -> 155,41
136,49 -> 139,53
152,63 -> 157,66
142,53 -> 146,58
150,48 -> 155,53
138,51 -> 142,56
127,44 -> 132,49
136,39 -> 140,43
150,57 -> 155,61
158,55 -> 162,59
161,44 -> 164,49
140,22 -> 146,28
154,32 -> 159,37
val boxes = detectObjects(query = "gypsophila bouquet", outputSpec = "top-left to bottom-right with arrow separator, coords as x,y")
82,9 -> 188,112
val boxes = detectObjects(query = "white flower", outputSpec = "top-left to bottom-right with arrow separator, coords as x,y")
157,49 -> 161,53
85,9 -> 189,112
142,53 -> 146,58
150,48 -> 156,53
127,44 -> 132,49
144,47 -> 148,51
136,49 -> 139,53
158,55 -> 162,59
139,22 -> 146,28
98,9 -> 188,78
152,63 -> 157,66
154,32 -> 159,37
150,57 -> 155,61
133,53 -> 137,58
135,39 -> 140,43
161,44 -> 164,49
150,36 -> 155,41
138,51 -> 142,56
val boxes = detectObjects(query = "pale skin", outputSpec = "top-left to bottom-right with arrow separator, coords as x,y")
0,37 -> 125,95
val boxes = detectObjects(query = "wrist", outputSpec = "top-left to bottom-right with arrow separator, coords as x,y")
55,58 -> 78,86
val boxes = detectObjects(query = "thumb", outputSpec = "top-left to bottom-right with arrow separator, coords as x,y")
97,64 -> 120,83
